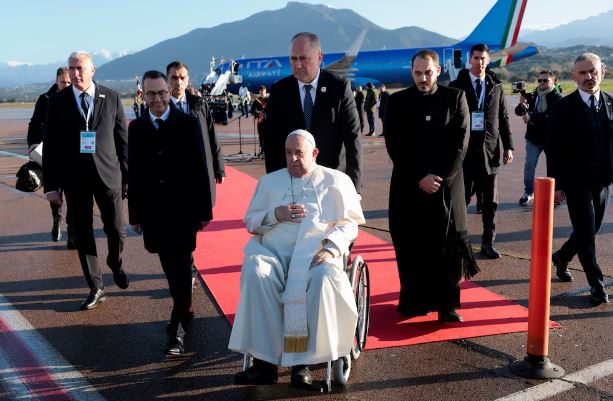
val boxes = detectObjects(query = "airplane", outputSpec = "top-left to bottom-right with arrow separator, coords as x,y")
206,0 -> 539,93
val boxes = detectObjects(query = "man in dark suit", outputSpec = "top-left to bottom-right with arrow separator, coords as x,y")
128,70 -> 213,354
264,32 -> 362,191
166,61 -> 226,204
27,67 -> 75,247
547,53 -> 612,305
43,51 -> 129,310
384,49 -> 476,323
450,43 -> 514,259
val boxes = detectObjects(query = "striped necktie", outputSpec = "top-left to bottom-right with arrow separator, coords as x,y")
303,84 -> 314,130
80,92 -> 89,117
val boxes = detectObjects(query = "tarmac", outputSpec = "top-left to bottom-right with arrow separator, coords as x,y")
0,99 -> 611,401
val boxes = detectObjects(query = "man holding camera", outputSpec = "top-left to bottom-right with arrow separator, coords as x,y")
514,71 -> 562,206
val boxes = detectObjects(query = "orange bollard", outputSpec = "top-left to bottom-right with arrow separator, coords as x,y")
510,177 -> 565,379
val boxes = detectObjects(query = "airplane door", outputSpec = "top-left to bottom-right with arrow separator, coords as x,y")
443,48 -> 453,74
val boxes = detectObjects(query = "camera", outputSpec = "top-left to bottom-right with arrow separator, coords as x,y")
511,81 -> 528,96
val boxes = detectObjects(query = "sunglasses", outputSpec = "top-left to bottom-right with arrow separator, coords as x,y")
537,79 -> 550,83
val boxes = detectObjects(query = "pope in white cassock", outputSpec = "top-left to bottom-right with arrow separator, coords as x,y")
230,129 -> 365,388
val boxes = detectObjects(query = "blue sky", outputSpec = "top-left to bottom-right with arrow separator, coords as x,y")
2,0 -> 611,64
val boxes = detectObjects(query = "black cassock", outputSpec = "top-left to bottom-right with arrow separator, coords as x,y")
384,84 -> 477,315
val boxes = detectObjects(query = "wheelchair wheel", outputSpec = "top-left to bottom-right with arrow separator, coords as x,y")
349,255 -> 370,360
333,355 -> 351,385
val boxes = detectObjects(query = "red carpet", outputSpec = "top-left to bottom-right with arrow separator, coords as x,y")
194,166 -> 557,349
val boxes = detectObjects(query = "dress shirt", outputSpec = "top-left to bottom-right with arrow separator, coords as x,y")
578,89 -> 601,109
297,70 -> 320,110
469,71 -> 485,109
171,95 -> 189,114
72,83 -> 96,122
149,106 -> 171,129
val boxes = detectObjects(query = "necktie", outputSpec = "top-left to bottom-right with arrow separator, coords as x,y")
589,95 -> 596,111
474,79 -> 482,109
179,100 -> 187,113
155,118 -> 164,129
303,84 -> 314,130
80,92 -> 89,117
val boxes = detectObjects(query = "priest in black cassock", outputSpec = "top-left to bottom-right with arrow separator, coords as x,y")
383,49 -> 478,323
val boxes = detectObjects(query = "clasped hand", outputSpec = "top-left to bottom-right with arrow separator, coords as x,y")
275,203 -> 307,223
418,174 -> 442,194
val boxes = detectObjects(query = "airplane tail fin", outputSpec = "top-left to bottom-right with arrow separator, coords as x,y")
460,0 -> 528,54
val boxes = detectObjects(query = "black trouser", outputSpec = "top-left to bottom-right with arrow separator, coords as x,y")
50,191 -> 73,229
556,184 -> 610,289
464,167 -> 498,244
65,174 -> 125,290
356,107 -> 364,133
159,251 -> 194,330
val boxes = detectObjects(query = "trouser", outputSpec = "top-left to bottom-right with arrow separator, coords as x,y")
50,191 -> 73,229
556,184 -> 609,289
523,139 -> 546,195
159,250 -> 194,331
366,110 -> 375,134
65,175 -> 125,291
464,167 -> 498,244
356,107 -> 364,133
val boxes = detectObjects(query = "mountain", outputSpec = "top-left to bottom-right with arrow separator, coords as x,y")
520,9 -> 613,48
0,50 -> 129,88
95,2 -> 455,81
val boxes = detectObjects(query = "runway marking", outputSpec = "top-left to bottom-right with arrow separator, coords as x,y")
495,359 -> 613,401
0,150 -> 28,159
0,293 -> 106,401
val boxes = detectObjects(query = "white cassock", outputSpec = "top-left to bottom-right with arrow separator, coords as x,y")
228,165 -> 365,367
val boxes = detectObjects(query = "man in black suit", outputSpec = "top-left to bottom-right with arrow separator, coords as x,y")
547,53 -> 612,305
264,32 -> 362,191
43,51 -> 129,310
166,61 -> 226,204
128,70 -> 213,354
27,67 -> 75,247
450,43 -> 514,259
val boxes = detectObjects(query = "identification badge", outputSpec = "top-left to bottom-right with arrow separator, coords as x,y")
471,111 -> 485,131
80,131 -> 96,153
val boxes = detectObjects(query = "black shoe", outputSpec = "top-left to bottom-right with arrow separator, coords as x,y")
476,202 -> 483,214
112,267 -> 129,289
66,228 -> 76,250
81,288 -> 106,310
51,217 -> 62,242
235,359 -> 278,385
480,243 -> 501,259
589,286 -> 609,306
290,365 -> 313,389
438,310 -> 464,323
552,252 -> 573,282
164,336 -> 185,355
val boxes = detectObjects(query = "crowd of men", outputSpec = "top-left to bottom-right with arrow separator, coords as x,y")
27,30 -> 610,391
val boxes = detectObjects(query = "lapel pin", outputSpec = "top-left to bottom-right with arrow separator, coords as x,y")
98,94 -> 106,98
321,87 -> 326,93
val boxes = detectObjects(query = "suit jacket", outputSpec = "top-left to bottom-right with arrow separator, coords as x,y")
27,84 -> 58,147
547,90 -> 613,191
186,91 -> 225,206
43,83 -> 128,192
128,106 -> 213,253
264,69 -> 362,190
450,69 -> 513,175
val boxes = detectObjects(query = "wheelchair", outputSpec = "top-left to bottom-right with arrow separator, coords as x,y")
241,249 -> 370,392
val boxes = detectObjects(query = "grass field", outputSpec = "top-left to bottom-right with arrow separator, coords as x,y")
503,79 -> 613,95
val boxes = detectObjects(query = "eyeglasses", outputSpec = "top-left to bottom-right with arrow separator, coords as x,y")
145,90 -> 169,98
537,79 -> 550,83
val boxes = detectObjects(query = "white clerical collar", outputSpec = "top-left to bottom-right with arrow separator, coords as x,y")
297,70 -> 320,91
578,88 -> 601,106
149,106 -> 171,124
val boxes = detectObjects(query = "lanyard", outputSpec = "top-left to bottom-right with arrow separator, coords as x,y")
80,94 -> 93,131
476,80 -> 485,111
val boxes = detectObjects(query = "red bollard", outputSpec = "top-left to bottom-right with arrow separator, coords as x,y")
510,177 -> 565,379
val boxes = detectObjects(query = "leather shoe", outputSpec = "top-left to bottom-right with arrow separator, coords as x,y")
164,336 -> 185,355
66,228 -> 76,250
480,243 -> 501,259
51,217 -> 62,242
290,365 -> 313,389
552,252 -> 573,282
438,310 -> 464,323
235,359 -> 278,385
112,267 -> 129,289
589,286 -> 609,306
81,288 -> 106,310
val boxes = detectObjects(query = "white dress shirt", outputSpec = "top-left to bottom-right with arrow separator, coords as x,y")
297,70 -> 320,111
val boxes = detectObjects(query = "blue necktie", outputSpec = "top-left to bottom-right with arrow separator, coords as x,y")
303,84 -> 314,130
80,92 -> 89,117
589,95 -> 596,111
